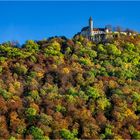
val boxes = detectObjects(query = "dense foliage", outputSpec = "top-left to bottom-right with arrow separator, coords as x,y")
0,35 -> 140,139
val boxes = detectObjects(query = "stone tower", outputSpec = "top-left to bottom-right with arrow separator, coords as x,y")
89,16 -> 93,36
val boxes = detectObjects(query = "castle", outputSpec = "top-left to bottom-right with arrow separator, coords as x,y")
80,17 -> 137,42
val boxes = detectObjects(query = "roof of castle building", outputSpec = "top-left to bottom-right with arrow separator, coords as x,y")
81,26 -> 89,31
81,26 -> 105,32
93,28 -> 105,31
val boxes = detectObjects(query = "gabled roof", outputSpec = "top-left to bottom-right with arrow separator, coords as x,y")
81,26 -> 89,31
93,28 -> 105,31
81,26 -> 105,32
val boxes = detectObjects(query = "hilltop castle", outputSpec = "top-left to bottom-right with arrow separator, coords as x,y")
80,17 -> 110,42
80,17 -> 137,42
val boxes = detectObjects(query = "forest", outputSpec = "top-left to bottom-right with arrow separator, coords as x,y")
0,34 -> 140,139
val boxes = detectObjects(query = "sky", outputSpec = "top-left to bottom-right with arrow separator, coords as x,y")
0,1 -> 140,44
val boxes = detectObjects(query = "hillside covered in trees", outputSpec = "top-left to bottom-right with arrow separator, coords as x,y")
1,35 -> 140,139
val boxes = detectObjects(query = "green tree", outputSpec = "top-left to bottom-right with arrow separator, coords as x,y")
25,107 -> 37,121
25,40 -> 39,53
60,129 -> 78,139
29,126 -> 49,140
106,44 -> 121,55
86,86 -> 100,100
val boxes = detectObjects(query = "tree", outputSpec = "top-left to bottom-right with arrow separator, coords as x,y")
106,44 -> 121,56
24,40 -> 39,53
25,107 -> 37,121
86,86 -> 100,100
96,97 -> 111,110
14,63 -> 28,75
60,129 -> 78,139
29,126 -> 49,140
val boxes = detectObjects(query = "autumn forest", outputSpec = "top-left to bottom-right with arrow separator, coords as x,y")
0,34 -> 140,139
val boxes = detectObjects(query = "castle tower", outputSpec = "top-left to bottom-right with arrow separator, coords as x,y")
89,16 -> 93,36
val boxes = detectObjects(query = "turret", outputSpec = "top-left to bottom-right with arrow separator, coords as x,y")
89,16 -> 93,36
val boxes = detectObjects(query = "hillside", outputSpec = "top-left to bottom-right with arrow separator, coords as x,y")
0,35 -> 140,139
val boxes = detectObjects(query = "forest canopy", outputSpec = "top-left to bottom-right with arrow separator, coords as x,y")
0,35 -> 140,139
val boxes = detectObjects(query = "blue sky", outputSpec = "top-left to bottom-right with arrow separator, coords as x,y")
0,1 -> 140,44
